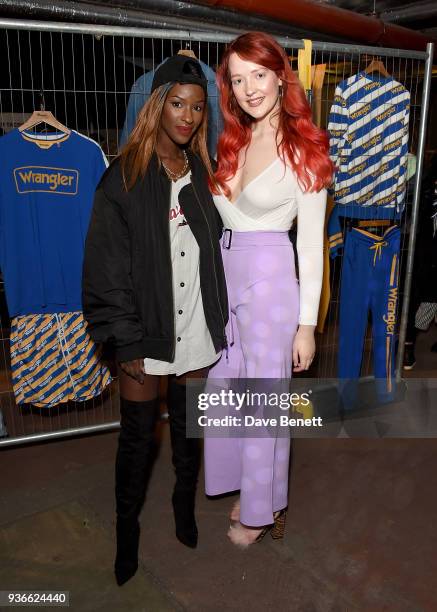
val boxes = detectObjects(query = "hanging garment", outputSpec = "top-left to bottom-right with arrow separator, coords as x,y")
0,128 -> 108,316
10,312 -> 111,407
338,225 -> 400,404
0,129 -> 110,407
119,58 -> 223,158
327,72 -> 410,256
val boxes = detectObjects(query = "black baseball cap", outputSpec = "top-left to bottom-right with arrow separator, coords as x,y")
151,55 -> 208,93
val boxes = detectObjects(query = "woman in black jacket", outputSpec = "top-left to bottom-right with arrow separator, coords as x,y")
83,55 -> 228,586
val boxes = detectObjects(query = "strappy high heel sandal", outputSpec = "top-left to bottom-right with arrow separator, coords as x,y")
227,509 -> 287,548
255,509 -> 287,543
270,509 -> 287,540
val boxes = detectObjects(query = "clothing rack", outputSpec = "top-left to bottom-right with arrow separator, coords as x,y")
0,17 -> 433,446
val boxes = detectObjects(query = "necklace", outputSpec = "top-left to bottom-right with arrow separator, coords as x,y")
160,150 -> 189,181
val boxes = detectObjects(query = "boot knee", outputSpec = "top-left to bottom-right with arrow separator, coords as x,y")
119,397 -> 159,442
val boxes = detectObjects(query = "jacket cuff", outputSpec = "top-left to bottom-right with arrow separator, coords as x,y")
115,341 -> 145,362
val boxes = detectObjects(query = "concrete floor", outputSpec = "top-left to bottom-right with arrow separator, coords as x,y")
2,431 -> 437,611
1,326 -> 437,611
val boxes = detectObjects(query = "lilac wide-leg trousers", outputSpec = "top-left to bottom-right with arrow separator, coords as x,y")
204,230 -> 299,527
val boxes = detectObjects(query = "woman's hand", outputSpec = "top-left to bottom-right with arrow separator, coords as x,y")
119,359 -> 145,384
292,325 -> 316,372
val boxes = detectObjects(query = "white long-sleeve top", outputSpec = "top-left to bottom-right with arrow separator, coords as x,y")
213,157 -> 327,326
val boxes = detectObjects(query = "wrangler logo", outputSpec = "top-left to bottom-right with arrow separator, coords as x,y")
14,166 -> 79,195
383,287 -> 398,335
364,81 -> 381,90
334,95 -> 346,107
356,191 -> 373,205
350,162 -> 368,175
350,103 -> 371,120
336,186 -> 351,198
374,193 -> 396,206
373,163 -> 389,178
361,134 -> 382,150
375,106 -> 396,122
383,137 -> 402,152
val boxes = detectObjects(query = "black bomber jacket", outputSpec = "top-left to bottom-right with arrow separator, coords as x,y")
82,150 -> 228,362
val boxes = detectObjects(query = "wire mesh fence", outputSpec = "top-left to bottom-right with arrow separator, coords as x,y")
0,19 -> 432,445
305,48 -> 427,383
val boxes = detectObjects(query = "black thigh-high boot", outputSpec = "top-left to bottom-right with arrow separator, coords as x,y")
114,396 -> 159,586
167,378 -> 201,548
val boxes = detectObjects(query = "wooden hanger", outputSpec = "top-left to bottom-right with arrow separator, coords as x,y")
358,219 -> 392,228
345,218 -> 392,233
19,110 -> 70,135
177,48 -> 197,60
364,58 -> 390,78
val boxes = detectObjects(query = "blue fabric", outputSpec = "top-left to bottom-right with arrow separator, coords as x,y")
327,203 -> 402,257
338,225 -> 400,407
120,58 -> 222,157
0,129 -> 107,316
10,312 -> 112,407
328,71 -> 410,248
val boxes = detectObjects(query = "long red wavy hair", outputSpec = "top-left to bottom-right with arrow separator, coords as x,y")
210,32 -> 333,196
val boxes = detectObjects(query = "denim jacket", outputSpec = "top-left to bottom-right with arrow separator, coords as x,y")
120,58 -> 222,158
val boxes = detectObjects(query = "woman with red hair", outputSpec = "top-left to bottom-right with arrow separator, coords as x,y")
204,32 -> 333,547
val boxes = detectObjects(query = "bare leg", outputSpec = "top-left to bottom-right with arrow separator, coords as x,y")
118,367 -> 160,401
